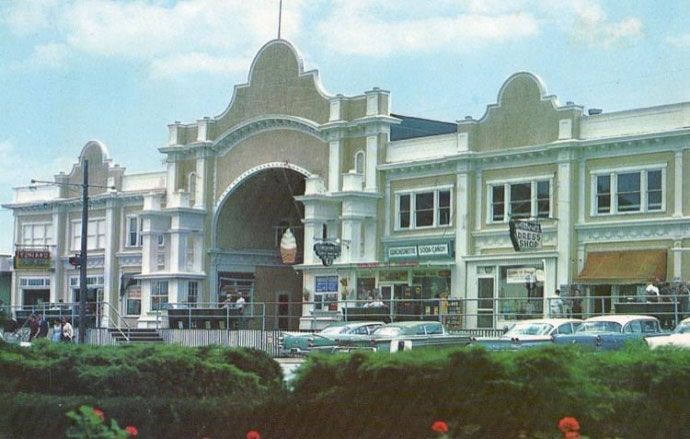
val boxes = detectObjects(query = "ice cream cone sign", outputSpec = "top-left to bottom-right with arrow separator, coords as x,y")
280,228 -> 297,264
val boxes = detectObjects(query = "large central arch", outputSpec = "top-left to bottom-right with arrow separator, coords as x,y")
210,162 -> 311,330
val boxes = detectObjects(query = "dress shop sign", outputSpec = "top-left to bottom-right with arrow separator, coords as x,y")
386,240 -> 454,261
509,219 -> 543,251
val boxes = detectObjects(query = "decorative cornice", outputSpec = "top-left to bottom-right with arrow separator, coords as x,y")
576,218 -> 690,243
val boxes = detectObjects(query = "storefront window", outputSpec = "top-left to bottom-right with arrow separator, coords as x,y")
498,265 -> 543,320
314,276 -> 338,310
412,270 -> 451,299
379,271 -> 407,283
356,276 -> 375,301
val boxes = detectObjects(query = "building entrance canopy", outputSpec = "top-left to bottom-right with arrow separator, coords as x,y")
574,249 -> 667,284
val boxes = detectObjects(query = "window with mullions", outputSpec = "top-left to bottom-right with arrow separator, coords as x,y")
396,188 -> 452,230
151,281 -> 169,311
593,168 -> 664,215
490,180 -> 551,222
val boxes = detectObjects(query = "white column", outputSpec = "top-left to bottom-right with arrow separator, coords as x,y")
340,218 -> 357,264
102,200 -> 117,326
557,161 -> 572,286
364,220 -> 377,261
140,217 -> 158,275
303,221 -> 318,266
675,150 -> 683,217
52,207 -> 64,303
674,241 -> 682,281
474,170 -> 482,231
195,157 -> 206,209
384,181 -> 391,237
578,158 -> 586,224
328,140 -> 341,193
365,136 -> 378,192
456,173 -> 470,298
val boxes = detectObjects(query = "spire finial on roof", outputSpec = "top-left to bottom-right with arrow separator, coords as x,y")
277,0 -> 283,39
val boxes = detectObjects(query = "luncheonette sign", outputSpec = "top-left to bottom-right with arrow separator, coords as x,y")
14,249 -> 51,269
509,219 -> 543,251
313,241 -> 341,266
386,240 -> 454,261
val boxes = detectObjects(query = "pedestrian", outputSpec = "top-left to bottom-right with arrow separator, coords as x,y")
51,320 -> 62,343
28,314 -> 39,342
571,288 -> 583,319
679,282 -> 690,318
37,313 -> 49,338
646,279 -> 660,303
550,289 -> 564,318
61,317 -> 73,342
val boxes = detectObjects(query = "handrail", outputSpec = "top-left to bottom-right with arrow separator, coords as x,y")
101,301 -> 130,342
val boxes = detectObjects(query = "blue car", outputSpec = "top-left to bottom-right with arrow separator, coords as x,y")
553,315 -> 666,350
472,318 -> 582,351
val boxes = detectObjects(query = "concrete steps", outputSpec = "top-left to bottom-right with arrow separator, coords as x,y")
108,328 -> 164,343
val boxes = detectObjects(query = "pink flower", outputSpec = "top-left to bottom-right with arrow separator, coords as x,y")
431,421 -> 449,433
558,417 -> 580,433
246,430 -> 261,439
92,408 -> 105,422
125,426 -> 138,437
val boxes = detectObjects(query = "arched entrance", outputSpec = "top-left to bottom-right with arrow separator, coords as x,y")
212,164 -> 309,330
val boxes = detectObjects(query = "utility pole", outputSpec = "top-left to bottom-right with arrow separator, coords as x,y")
31,159 -> 115,344
79,160 -> 88,344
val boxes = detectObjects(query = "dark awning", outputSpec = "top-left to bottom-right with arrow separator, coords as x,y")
574,249 -> 667,284
119,273 -> 140,297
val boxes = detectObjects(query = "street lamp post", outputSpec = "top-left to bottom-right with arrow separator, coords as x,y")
32,159 -> 115,343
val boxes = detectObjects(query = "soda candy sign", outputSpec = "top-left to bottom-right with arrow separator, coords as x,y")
418,243 -> 449,257
509,219 -> 543,251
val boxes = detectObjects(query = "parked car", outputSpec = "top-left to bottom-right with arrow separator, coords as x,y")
279,321 -> 383,356
336,321 -> 472,353
472,318 -> 582,351
645,317 -> 690,349
552,315 -> 666,350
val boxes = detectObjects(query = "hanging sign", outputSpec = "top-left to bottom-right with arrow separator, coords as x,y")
14,249 -> 51,269
314,240 -> 341,266
509,219 -> 543,251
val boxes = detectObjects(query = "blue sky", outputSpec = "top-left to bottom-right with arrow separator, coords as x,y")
1,0 -> 690,254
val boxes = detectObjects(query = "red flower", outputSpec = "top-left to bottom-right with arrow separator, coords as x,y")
431,421 -> 449,433
246,430 -> 261,439
125,425 -> 139,437
558,417 -> 580,433
92,408 -> 105,422
564,432 -> 581,439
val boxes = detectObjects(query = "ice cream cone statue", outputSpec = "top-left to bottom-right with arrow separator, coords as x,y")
280,228 -> 297,264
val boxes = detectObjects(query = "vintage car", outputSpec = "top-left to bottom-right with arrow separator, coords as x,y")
279,321 -> 383,356
645,317 -> 690,349
335,321 -> 472,353
552,315 -> 666,350
472,318 -> 582,351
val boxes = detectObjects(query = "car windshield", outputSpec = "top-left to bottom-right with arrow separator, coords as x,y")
673,323 -> 690,334
505,322 -> 554,336
372,326 -> 403,337
320,326 -> 350,335
576,321 -> 622,333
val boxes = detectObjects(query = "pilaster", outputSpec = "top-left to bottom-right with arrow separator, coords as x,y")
365,136 -> 378,192
456,173 -> 470,299
674,150 -> 683,217
329,140 -> 341,193
557,160 -> 572,285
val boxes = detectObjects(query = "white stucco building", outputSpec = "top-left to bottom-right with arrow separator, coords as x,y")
5,39 -> 690,331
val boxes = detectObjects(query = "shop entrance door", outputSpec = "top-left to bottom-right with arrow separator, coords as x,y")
379,284 -> 405,323
593,285 -> 612,316
478,278 -> 495,328
277,293 -> 290,330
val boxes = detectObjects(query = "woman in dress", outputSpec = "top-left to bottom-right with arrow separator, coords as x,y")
61,317 -> 73,342
51,319 -> 62,343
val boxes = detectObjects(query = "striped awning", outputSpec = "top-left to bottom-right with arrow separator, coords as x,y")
574,249 -> 667,284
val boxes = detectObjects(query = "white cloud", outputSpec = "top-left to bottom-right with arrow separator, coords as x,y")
667,33 -> 690,48
316,1 -> 539,56
149,52 -> 250,79
4,0 -> 302,77
0,139 -> 73,187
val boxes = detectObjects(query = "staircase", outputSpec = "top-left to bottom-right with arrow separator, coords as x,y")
108,328 -> 164,344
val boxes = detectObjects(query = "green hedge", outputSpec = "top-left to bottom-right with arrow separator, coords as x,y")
288,345 -> 690,439
0,340 -> 283,399
2,341 -> 689,438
